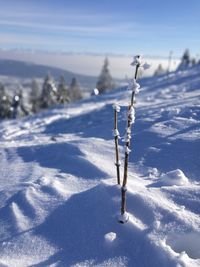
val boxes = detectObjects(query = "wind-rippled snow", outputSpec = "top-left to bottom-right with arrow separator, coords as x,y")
0,65 -> 200,267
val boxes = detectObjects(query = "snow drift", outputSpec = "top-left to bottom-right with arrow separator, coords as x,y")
0,65 -> 200,266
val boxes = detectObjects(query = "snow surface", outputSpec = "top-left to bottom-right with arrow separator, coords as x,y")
0,65 -> 200,266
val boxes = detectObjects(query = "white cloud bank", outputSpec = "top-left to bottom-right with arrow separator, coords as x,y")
0,49 -> 180,79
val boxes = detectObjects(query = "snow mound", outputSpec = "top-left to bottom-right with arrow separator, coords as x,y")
161,169 -> 189,186
167,232 -> 200,259
104,232 -> 117,243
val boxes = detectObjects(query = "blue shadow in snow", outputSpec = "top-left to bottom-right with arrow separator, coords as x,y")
17,142 -> 108,180
43,104 -> 127,141
142,71 -> 200,93
29,185 -> 175,267
130,128 -> 200,181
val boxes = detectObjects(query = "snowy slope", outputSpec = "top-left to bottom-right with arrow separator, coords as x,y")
0,65 -> 200,267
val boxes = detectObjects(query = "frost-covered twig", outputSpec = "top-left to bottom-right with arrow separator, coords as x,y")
119,55 -> 150,223
113,103 -> 121,185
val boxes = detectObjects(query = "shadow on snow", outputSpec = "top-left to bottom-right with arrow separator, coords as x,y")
17,142 -> 108,180
29,184 -> 175,267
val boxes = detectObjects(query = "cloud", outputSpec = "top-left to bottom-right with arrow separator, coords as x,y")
0,6 -> 184,65
0,10 -> 113,22
0,20 -> 134,34
0,49 -> 180,79
0,32 -> 76,47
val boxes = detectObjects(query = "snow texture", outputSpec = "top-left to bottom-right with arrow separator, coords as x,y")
0,64 -> 200,267
161,169 -> 189,186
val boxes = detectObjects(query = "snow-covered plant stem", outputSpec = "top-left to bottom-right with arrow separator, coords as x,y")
113,104 -> 121,185
119,56 -> 150,223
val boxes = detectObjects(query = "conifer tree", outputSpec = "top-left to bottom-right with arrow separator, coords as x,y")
40,74 -> 57,109
18,89 -> 29,116
178,49 -> 191,70
69,77 -> 82,102
0,84 -> 11,119
57,75 -> 70,104
154,64 -> 165,76
96,58 -> 115,94
191,58 -> 197,66
30,79 -> 41,113
182,49 -> 191,66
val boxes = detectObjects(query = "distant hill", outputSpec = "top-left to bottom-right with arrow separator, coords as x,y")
0,59 -> 97,89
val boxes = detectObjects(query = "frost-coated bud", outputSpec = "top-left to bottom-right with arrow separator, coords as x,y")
128,106 -> 135,115
115,160 -> 121,166
128,107 -> 135,123
132,79 -> 140,91
125,146 -> 131,154
122,186 -> 127,191
126,127 -> 131,134
130,55 -> 150,71
118,212 -> 129,223
133,82 -> 140,94
125,133 -> 131,142
113,103 -> 121,112
131,55 -> 142,66
113,129 -> 120,137
128,79 -> 140,94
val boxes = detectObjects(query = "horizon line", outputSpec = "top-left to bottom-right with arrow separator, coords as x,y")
0,47 -> 182,60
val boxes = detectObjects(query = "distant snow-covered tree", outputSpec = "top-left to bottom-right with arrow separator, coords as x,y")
154,64 -> 165,76
30,79 -> 41,113
0,84 -> 11,119
182,49 -> 191,65
191,58 -> 197,66
69,77 -> 82,102
96,58 -> 115,94
40,74 -> 57,109
18,89 -> 29,116
178,49 -> 191,70
57,75 -> 70,104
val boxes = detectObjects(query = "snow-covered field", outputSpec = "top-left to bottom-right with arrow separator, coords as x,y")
0,65 -> 200,267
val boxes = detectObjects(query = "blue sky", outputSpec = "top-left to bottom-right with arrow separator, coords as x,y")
0,0 -> 199,78
0,0 -> 200,57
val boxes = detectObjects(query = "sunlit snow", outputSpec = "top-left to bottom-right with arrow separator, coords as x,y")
0,65 -> 200,267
